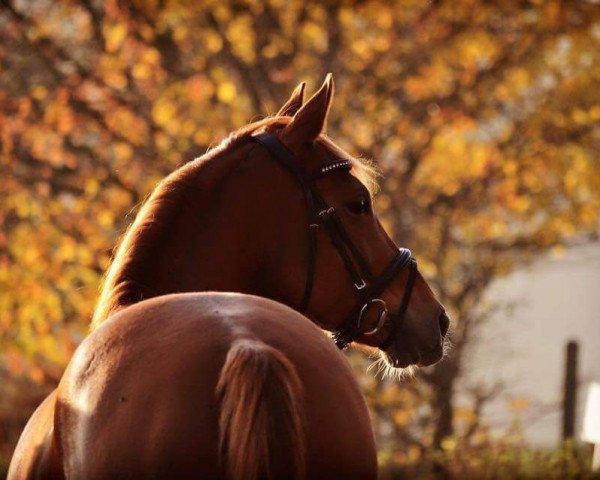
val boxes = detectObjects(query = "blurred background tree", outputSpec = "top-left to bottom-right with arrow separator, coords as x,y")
1,0 -> 599,476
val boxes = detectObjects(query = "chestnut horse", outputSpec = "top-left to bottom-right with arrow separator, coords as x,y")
9,76 -> 449,479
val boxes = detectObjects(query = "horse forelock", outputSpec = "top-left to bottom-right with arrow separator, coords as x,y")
91,116 -> 379,328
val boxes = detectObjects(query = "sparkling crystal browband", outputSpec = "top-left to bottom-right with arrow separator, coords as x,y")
318,159 -> 352,175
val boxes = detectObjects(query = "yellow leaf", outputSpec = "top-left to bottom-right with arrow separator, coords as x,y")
29,364 -> 45,384
392,410 -> 411,426
132,63 -> 151,80
105,23 -> 128,52
98,210 -> 114,228
114,143 -> 133,162
153,99 -> 176,125
217,82 -> 237,104
441,437 -> 456,451
31,85 -> 48,100
85,179 -> 99,197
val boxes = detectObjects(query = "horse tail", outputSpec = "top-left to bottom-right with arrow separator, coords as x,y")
216,338 -> 306,480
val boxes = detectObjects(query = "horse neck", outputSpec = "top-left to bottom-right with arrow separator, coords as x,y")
92,142 -> 270,328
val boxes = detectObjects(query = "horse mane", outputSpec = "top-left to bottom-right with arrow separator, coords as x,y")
91,117 -> 379,328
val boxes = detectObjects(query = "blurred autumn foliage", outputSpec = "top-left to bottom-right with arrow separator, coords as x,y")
1,0 -> 600,476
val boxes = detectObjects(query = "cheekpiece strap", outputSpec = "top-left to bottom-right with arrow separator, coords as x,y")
251,133 -> 310,187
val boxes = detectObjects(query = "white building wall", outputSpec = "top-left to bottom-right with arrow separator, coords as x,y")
462,243 -> 600,446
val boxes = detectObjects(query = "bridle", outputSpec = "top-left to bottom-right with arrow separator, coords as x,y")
251,133 -> 418,350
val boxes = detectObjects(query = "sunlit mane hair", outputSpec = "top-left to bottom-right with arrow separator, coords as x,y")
91,117 -> 379,328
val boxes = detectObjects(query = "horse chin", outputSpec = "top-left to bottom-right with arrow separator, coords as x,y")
381,336 -> 448,372
369,348 -> 420,381
383,349 -> 417,369
368,351 -> 418,381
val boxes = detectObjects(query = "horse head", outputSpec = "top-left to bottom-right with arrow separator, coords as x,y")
248,75 -> 449,369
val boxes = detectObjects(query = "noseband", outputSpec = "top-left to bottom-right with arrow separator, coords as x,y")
251,133 -> 417,350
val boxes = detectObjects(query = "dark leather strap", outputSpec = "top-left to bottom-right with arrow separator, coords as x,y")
252,133 -> 320,310
251,132 -> 416,350
300,223 -> 319,311
252,133 -> 372,308
317,207 -> 370,290
252,133 -> 311,187
379,258 -> 418,351
333,250 -> 413,349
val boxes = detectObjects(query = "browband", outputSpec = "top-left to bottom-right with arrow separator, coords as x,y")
309,159 -> 352,180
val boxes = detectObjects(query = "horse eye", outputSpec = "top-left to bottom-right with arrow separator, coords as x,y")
346,197 -> 371,215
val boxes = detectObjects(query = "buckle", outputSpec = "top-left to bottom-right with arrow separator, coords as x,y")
318,207 -> 335,218
354,278 -> 367,290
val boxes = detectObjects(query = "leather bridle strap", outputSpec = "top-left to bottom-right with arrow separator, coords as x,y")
316,206 -> 372,289
380,258 -> 418,351
251,133 -> 322,310
332,250 -> 414,349
317,206 -> 373,284
251,132 -> 416,350
251,133 -> 370,310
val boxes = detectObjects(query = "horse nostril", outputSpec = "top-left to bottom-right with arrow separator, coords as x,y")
439,312 -> 450,338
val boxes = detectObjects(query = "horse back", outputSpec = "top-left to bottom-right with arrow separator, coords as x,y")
54,292 -> 377,479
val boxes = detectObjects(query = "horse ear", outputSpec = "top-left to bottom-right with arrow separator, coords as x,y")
284,74 -> 334,144
277,82 -> 306,117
